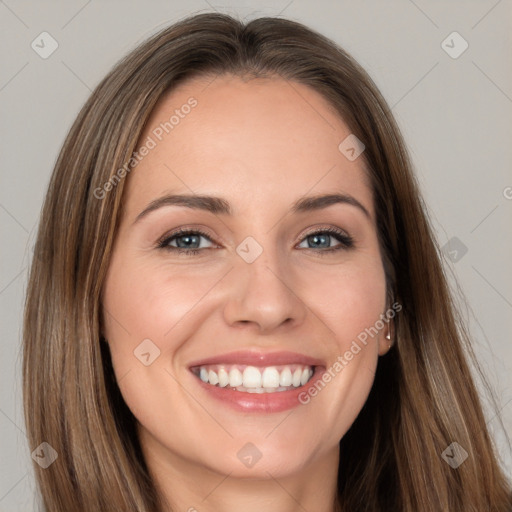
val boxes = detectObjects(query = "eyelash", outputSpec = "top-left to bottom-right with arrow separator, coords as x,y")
156,227 -> 354,256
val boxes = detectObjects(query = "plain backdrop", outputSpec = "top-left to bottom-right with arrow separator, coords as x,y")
1,1 -> 511,510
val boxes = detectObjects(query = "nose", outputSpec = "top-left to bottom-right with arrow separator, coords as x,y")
223,246 -> 308,334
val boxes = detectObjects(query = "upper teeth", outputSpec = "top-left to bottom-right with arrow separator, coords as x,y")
195,364 -> 314,392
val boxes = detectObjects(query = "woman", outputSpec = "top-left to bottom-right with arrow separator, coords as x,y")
23,12 -> 511,512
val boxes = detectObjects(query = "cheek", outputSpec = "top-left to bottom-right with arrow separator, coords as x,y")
297,258 -> 386,437
101,257 -> 212,422
102,257 -> 217,346
101,256 -> 229,415
304,257 -> 387,343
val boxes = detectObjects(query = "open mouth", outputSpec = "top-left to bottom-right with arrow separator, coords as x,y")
191,364 -> 316,393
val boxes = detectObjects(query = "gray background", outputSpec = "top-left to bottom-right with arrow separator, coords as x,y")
1,0 -> 511,510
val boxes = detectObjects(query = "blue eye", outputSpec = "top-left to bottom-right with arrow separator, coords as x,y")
157,228 -> 214,255
157,227 -> 354,256
298,228 -> 354,253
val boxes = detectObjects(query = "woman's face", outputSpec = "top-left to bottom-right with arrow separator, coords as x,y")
102,74 -> 390,479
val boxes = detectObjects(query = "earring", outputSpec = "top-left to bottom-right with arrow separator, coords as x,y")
386,332 -> 391,350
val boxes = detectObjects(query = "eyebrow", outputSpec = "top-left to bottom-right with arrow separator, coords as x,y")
134,192 -> 371,224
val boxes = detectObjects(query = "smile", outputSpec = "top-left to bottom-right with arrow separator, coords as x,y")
191,364 -> 315,393
188,350 -> 325,413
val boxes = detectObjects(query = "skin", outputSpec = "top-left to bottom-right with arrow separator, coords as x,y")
102,74 -> 392,512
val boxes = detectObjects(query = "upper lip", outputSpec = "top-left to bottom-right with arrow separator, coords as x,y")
188,350 -> 325,369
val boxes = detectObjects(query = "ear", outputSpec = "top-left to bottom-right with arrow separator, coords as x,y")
378,320 -> 394,356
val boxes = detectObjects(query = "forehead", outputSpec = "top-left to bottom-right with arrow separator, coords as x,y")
122,74 -> 373,220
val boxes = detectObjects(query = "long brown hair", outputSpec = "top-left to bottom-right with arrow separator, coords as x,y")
23,12 -> 511,511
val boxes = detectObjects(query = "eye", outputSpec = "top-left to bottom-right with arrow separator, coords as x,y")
157,228 -> 216,255
156,226 -> 354,256
296,227 -> 354,254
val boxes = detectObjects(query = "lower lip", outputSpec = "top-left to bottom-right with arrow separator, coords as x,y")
191,367 -> 325,413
